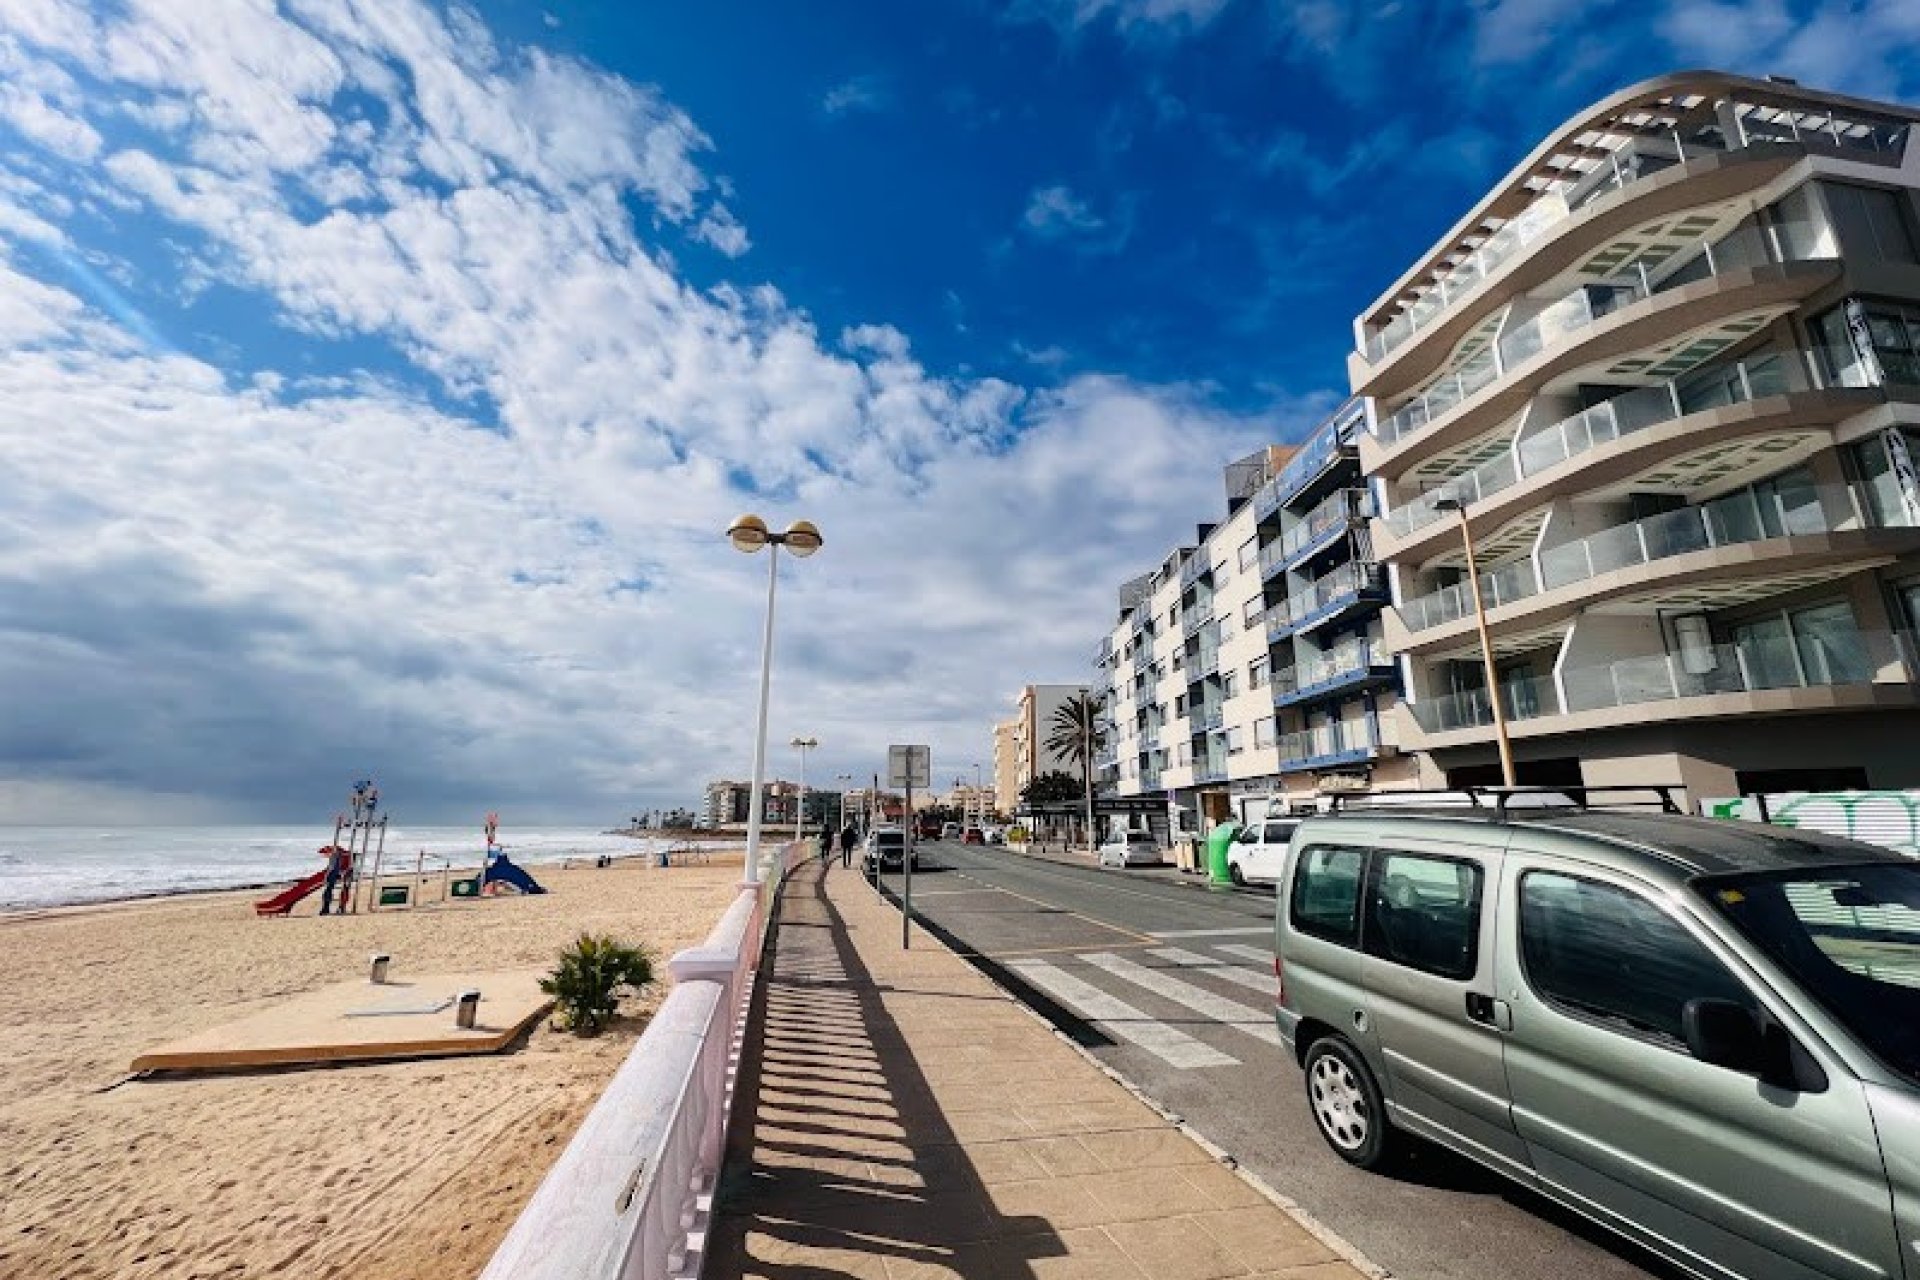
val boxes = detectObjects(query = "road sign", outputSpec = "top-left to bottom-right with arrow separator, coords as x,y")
888,744 -> 930,789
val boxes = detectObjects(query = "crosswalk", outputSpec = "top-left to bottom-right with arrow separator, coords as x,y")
1005,938 -> 1279,1071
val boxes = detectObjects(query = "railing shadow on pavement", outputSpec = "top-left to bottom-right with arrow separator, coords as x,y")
707,855 -> 1066,1278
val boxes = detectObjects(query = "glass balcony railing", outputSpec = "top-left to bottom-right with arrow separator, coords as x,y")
1276,639 -> 1392,704
1561,630 -> 1917,714
1375,222 -> 1823,448
1382,349 -> 1802,540
1399,481 -> 1889,633
1408,674 -> 1563,733
1280,487 -> 1372,563
1258,539 -> 1289,580
1279,718 -> 1381,769
1266,563 -> 1387,640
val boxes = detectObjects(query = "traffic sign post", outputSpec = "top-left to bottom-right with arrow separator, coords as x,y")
888,745 -> 930,949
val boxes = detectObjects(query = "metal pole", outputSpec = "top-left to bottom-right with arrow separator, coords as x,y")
367,815 -> 389,910
794,741 -> 808,843
741,545 -> 781,887
1457,507 -> 1518,786
903,777 -> 913,949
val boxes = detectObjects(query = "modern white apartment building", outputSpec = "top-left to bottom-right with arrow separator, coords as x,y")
1094,424 -> 1419,841
1353,72 -> 1920,803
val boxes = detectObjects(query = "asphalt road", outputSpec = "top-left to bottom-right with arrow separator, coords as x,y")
871,842 -> 1679,1280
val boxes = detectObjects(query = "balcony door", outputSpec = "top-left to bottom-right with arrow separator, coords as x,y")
1730,602 -> 1867,689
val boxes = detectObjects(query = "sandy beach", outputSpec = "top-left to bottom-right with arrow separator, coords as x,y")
0,852 -> 746,1280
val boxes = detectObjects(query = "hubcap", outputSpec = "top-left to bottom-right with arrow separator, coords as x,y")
1309,1055 -> 1369,1151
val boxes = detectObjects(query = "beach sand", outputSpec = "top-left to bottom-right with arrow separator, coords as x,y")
0,853 -> 746,1280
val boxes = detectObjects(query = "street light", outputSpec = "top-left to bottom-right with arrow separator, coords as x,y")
1432,496 -> 1516,787
836,772 -> 855,834
973,761 -> 984,827
728,514 -> 823,885
790,735 -> 817,841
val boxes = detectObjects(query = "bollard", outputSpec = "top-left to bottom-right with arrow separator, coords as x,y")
455,989 -> 481,1029
369,952 -> 391,984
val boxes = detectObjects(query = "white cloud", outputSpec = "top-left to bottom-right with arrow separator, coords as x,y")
0,0 -> 1285,821
821,74 -> 889,117
1022,183 -> 1102,235
1008,0 -> 1234,37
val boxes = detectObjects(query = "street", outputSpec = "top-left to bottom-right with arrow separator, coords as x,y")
868,841 -> 1680,1280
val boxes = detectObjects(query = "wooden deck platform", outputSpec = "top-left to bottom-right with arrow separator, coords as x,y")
132,969 -> 552,1072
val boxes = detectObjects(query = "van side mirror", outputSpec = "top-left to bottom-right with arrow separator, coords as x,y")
1682,998 -> 1827,1092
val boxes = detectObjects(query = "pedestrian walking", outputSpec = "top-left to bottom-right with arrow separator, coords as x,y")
839,821 -> 858,868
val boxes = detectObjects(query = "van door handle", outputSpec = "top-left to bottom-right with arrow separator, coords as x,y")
1465,994 -> 1512,1031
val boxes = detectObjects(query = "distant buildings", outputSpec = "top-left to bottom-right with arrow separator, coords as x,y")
700,778 -> 805,829
1011,683 -> 1090,793
992,717 -> 1019,814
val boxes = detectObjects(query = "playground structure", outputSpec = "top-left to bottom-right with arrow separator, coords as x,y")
256,796 -> 546,916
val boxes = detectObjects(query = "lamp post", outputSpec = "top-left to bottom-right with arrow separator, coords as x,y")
1432,497 -> 1516,787
790,735 -> 817,842
973,761 -> 985,826
727,514 -> 823,885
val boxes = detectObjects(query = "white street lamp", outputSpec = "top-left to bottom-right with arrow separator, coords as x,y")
791,735 -> 817,842
728,514 -> 823,885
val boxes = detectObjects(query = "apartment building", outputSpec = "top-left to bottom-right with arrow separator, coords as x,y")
1353,71 -> 1920,803
992,716 -> 1020,814
1094,427 -> 1417,840
1008,684 -> 1090,792
700,778 -> 801,829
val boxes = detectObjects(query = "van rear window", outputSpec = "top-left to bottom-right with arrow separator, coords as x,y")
1291,845 -> 1365,946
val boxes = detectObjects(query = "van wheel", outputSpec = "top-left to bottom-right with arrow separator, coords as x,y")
1304,1038 -> 1396,1169
1228,861 -> 1246,886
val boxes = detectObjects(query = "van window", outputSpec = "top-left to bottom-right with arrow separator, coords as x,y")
1291,845 -> 1366,946
1520,871 -> 1752,1045
1365,852 -> 1483,980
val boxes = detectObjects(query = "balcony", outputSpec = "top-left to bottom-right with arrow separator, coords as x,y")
1141,769 -> 1163,792
1396,482 -> 1901,635
1280,487 -> 1373,570
1094,636 -> 1113,667
1372,221 -> 1836,458
1182,604 -> 1214,639
1406,631 -> 1920,743
1193,753 -> 1229,785
1180,553 -> 1211,588
1279,718 -> 1382,772
1266,563 -> 1388,641
1194,704 -> 1224,732
1381,348 -> 1802,541
1254,404 -> 1365,518
1273,639 -> 1398,709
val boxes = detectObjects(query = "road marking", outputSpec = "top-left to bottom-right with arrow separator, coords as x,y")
948,875 -> 1155,944
1152,926 -> 1272,939
1149,947 -> 1273,993
1214,943 -> 1273,964
1081,952 -> 1281,1046
1006,959 -> 1238,1069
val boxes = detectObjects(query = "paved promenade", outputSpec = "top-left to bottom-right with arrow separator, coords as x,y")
708,853 -> 1371,1280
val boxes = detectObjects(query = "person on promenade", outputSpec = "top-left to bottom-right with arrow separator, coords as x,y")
838,821 -> 857,868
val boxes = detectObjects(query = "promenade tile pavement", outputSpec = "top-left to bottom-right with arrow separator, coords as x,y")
708,855 -> 1369,1280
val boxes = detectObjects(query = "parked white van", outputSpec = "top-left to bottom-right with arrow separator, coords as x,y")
1227,817 -> 1302,885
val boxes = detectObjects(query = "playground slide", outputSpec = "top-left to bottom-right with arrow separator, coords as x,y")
255,869 -> 328,917
482,855 -> 547,895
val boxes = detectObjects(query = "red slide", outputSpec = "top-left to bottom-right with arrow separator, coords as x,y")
254,870 -> 328,917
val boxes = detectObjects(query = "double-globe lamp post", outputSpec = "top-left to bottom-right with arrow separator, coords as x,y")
727,514 -> 823,886
790,735 -> 817,842
1432,496 -> 1517,787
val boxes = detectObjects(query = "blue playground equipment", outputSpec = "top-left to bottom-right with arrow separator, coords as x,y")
481,846 -> 547,895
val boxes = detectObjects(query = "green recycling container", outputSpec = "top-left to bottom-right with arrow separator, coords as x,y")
1205,820 -> 1240,885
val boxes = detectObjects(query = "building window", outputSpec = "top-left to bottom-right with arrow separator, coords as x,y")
1812,298 -> 1920,387
1222,671 -> 1239,700
1249,656 -> 1269,689
1254,716 -> 1276,748
1242,596 -> 1264,628
1823,181 -> 1917,264
1174,693 -> 1186,715
1225,726 -> 1244,755
1238,537 -> 1258,571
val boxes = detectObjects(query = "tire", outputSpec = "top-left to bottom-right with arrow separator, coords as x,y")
1304,1037 -> 1397,1170
1228,860 -> 1246,887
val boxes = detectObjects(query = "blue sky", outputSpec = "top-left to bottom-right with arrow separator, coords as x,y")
1,0 -> 1919,822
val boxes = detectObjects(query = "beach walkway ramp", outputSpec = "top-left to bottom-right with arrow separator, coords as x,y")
132,970 -> 551,1072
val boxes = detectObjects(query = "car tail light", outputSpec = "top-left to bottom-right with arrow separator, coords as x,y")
1274,952 -> 1286,1005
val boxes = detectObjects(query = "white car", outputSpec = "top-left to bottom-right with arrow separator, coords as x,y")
1096,831 -> 1162,867
1226,818 -> 1301,885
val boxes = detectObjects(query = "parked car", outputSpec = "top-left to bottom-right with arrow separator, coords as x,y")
1273,792 -> 1920,1280
962,826 -> 985,845
862,826 -> 916,872
939,822 -> 961,841
984,825 -> 1006,845
1227,817 -> 1302,885
1096,831 -> 1162,868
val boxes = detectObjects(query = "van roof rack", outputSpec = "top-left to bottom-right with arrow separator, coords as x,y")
1326,785 -> 1681,818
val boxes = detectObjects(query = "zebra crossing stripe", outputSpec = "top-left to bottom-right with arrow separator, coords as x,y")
1081,953 -> 1281,1046
1215,943 -> 1273,965
1005,959 -> 1238,1069
1148,947 -> 1273,994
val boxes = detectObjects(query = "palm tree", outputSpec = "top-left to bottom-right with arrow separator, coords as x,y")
1045,692 -> 1106,850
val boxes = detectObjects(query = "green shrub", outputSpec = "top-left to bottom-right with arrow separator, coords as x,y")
540,933 -> 656,1036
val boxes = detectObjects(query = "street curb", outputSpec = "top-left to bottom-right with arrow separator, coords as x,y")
853,875 -> 1393,1280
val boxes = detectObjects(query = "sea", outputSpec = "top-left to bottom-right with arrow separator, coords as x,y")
0,825 -> 669,912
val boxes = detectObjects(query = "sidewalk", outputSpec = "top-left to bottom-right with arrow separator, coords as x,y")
707,855 -> 1371,1280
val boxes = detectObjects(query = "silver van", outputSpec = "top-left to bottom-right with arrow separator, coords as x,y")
1273,790 -> 1920,1280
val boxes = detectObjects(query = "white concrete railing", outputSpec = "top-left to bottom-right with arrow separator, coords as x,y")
479,839 -> 813,1280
